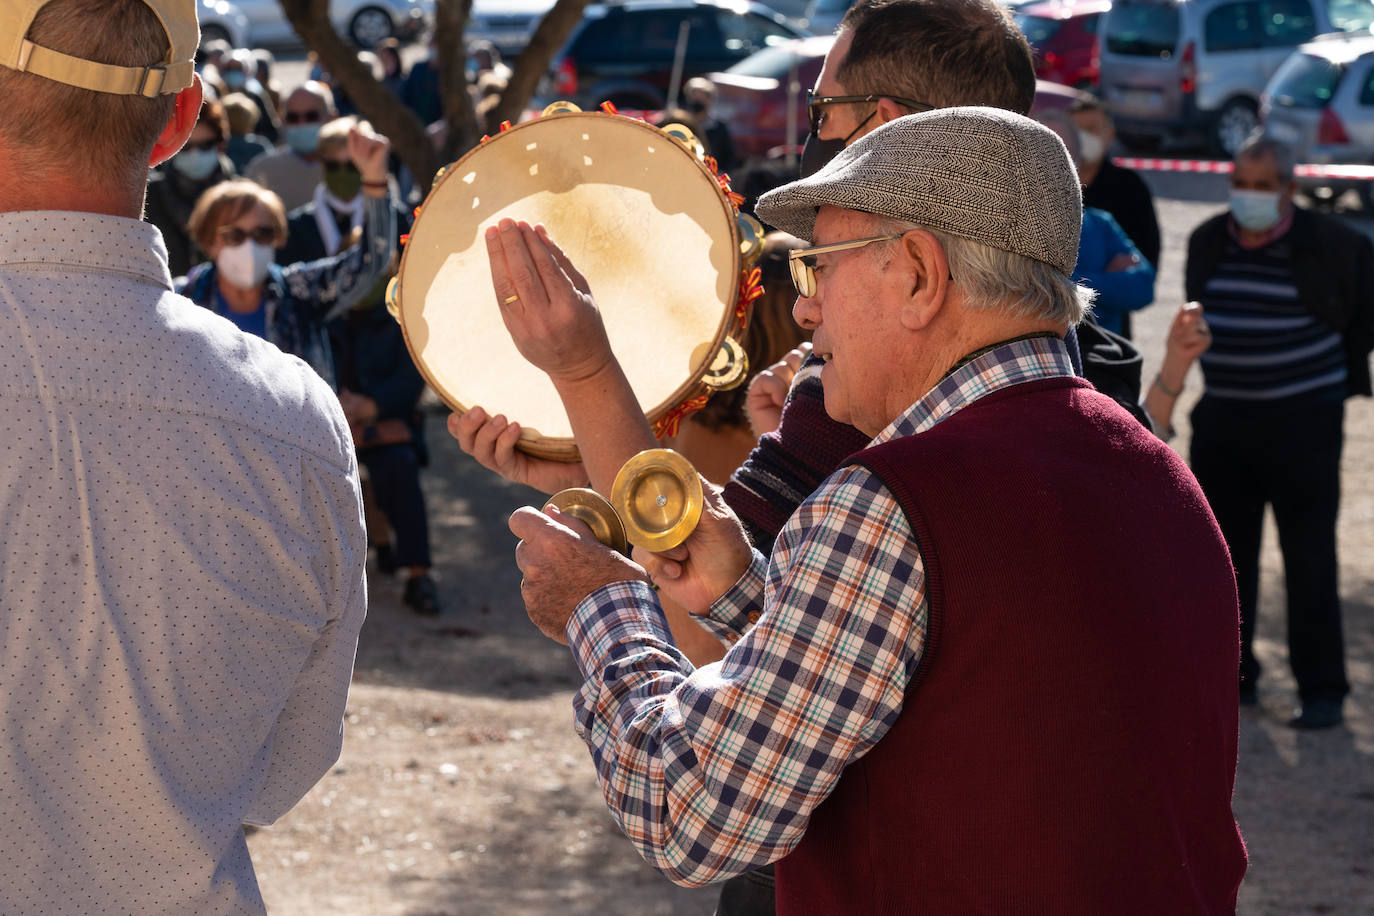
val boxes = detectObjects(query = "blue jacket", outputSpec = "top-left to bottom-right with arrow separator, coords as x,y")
1074,207 -> 1156,335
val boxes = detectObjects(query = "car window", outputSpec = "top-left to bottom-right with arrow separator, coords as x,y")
1360,60 -> 1374,103
725,43 -> 807,76
1259,0 -> 1317,45
1081,12 -> 1101,34
717,12 -> 796,56
1014,14 -> 1064,46
572,9 -> 721,60
1205,2 -> 1262,52
1104,0 -> 1181,56
1268,51 -> 1344,106
1327,0 -> 1374,30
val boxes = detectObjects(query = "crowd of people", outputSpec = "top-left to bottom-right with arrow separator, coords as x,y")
1,0 -> 1371,913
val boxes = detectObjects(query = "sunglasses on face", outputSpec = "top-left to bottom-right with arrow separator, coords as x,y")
183,138 -> 219,152
807,93 -> 935,135
788,235 -> 904,298
217,225 -> 277,246
284,110 -> 324,125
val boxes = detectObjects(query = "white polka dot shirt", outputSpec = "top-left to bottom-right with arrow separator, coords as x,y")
0,211 -> 368,915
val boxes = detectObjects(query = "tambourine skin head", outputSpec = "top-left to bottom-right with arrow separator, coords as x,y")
611,449 -> 704,552
393,111 -> 743,464
547,487 -> 629,555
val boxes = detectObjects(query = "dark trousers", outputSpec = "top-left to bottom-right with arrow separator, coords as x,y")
1190,394 -> 1349,703
359,442 -> 432,570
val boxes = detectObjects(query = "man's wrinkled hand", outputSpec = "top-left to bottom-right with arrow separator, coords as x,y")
632,479 -> 753,617
509,505 -> 650,644
487,220 -> 616,384
449,406 -> 589,494
347,125 -> 391,186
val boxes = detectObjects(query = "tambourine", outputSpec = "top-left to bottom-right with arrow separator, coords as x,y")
388,102 -> 767,463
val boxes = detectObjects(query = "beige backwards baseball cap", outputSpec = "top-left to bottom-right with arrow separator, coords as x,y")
0,0 -> 199,97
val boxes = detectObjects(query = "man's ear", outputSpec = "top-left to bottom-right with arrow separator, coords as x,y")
897,229 -> 951,332
875,96 -> 911,126
149,75 -> 202,168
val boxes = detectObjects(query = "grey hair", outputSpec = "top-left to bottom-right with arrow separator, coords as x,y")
1237,133 -> 1296,183
874,217 -> 1095,325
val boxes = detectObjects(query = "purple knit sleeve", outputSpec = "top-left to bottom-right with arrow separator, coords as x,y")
723,364 -> 871,554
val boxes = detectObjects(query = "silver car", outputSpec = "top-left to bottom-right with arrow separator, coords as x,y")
1263,31 -> 1374,206
1097,0 -> 1374,154
229,0 -> 430,48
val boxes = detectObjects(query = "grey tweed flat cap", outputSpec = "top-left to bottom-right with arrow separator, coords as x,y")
756,106 -> 1082,276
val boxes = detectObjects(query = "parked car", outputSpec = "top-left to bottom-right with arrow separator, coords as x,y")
545,0 -> 809,111
712,32 -> 1082,164
1015,0 -> 1111,89
1262,30 -> 1374,205
803,0 -> 854,34
1097,0 -> 1374,154
710,35 -> 831,161
200,0 -> 250,48
225,0 -> 430,48
468,0 -> 559,60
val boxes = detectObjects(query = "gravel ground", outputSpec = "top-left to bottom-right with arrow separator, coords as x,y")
247,181 -> 1374,914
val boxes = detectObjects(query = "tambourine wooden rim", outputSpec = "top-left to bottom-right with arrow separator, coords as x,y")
389,105 -> 762,462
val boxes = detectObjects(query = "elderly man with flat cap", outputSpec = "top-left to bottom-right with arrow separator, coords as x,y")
494,107 -> 1246,913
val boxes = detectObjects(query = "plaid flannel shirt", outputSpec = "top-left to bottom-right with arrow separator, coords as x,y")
568,336 -> 1077,886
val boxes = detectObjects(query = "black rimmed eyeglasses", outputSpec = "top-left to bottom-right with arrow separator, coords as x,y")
807,93 -> 935,135
788,235 -> 904,298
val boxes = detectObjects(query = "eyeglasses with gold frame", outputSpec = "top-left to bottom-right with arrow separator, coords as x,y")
788,235 -> 903,298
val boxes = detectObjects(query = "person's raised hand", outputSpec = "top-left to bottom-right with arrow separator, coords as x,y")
1166,301 -> 1212,367
486,220 -> 616,384
745,342 -> 812,438
509,504 -> 649,644
347,125 -> 391,188
632,479 -> 753,617
447,406 -> 589,494
1105,251 -> 1140,272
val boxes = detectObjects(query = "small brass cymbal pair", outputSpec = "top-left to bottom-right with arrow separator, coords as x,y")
546,449 -> 703,553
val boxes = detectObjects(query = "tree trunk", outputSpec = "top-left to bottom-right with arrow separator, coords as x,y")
276,0 -> 592,191
491,0 -> 593,128
278,0 -> 439,194
434,0 -> 480,161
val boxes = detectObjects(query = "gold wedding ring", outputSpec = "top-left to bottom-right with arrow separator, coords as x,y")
503,294 -> 520,304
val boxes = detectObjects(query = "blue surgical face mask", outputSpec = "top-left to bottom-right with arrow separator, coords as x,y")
1230,189 -> 1282,232
223,69 -> 247,91
172,147 -> 220,182
286,124 -> 322,156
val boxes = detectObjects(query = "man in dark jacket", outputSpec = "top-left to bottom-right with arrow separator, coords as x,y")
1185,134 -> 1374,729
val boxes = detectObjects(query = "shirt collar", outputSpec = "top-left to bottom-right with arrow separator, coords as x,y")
0,210 -> 173,290
871,334 -> 1076,446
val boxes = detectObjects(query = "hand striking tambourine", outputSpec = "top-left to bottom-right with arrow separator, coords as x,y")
387,102 -> 766,464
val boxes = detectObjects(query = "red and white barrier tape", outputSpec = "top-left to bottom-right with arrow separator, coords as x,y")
1115,157 -> 1374,180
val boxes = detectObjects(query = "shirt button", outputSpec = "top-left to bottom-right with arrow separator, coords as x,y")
726,632 -> 740,643
747,611 -> 761,625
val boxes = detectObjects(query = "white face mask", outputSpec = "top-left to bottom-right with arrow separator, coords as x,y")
216,239 -> 274,289
1076,129 -> 1106,166
1229,189 -> 1282,232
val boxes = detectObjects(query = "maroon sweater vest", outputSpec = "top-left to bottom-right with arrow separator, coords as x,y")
772,378 -> 1246,915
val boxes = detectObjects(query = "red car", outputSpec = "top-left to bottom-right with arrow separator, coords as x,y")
1013,0 -> 1110,90
711,34 -> 1087,166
